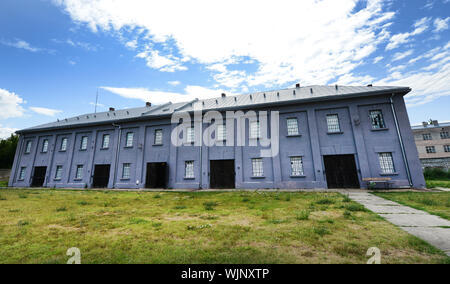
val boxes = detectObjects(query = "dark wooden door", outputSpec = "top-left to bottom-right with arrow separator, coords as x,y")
93,165 -> 110,188
323,155 -> 360,188
31,167 -> 47,187
210,160 -> 235,189
145,163 -> 168,188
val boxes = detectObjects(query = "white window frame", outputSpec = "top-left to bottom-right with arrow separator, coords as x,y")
440,131 -> 449,139
154,129 -> 163,145
251,158 -> 264,177
423,133 -> 432,140
425,146 -> 436,153
19,167 -> 26,180
102,134 -> 110,149
286,118 -> 299,136
186,127 -> 195,144
125,132 -> 134,147
378,153 -> 395,174
42,139 -> 49,153
75,165 -> 84,180
369,110 -> 386,129
122,163 -> 131,179
250,121 -> 261,139
184,161 -> 195,179
55,165 -> 63,180
326,114 -> 341,133
25,141 -> 32,154
290,156 -> 304,176
80,136 -> 88,150
60,138 -> 68,151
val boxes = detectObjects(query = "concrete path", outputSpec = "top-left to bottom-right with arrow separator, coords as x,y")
436,187 -> 450,192
346,192 -> 450,256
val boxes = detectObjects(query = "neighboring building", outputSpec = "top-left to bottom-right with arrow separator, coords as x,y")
9,85 -> 425,189
412,120 -> 450,170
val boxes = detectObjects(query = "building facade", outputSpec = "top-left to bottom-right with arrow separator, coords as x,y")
9,85 -> 426,189
412,120 -> 450,170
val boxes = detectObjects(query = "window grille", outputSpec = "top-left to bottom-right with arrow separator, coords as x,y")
326,114 -> 340,133
287,118 -> 299,136
369,110 -> 386,129
252,158 -> 264,177
378,153 -> 395,174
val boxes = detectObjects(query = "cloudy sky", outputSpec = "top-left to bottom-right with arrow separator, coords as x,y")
0,0 -> 449,138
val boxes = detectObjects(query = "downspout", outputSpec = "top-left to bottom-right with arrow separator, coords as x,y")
389,94 -> 413,187
112,123 -> 122,188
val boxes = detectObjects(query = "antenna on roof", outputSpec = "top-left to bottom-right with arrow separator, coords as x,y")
94,88 -> 99,114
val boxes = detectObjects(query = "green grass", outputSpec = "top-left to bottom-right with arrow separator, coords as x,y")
426,180 -> 450,189
0,188 -> 448,264
373,191 -> 450,221
0,181 -> 8,187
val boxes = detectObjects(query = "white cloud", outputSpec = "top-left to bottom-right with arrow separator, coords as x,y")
373,56 -> 383,63
0,39 -> 47,53
0,88 -> 25,119
68,60 -> 77,65
168,81 -> 181,86
29,107 -> 63,117
136,49 -> 187,72
386,17 -> 430,50
0,125 -> 18,139
434,17 -> 450,32
392,49 -> 414,61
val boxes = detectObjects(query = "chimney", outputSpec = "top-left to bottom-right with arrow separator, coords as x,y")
221,93 -> 226,98
422,121 -> 428,127
109,107 -> 115,112
367,84 -> 373,87
146,102 -> 151,107
295,83 -> 300,88
432,120 -> 439,126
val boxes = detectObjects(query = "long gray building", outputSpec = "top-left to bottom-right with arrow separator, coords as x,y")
9,85 -> 426,189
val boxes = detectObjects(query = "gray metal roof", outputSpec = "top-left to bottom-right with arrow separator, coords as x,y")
18,85 -> 410,134
411,121 -> 450,130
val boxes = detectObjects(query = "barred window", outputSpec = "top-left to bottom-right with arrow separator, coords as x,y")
216,124 -> 226,141
441,131 -> 450,139
369,110 -> 386,129
125,132 -> 134,147
252,158 -> 264,177
423,133 -> 432,140
42,139 -> 49,153
286,118 -> 299,136
444,145 -> 450,152
378,153 -> 395,174
290,157 -> 304,176
60,138 -> 68,151
185,161 -> 195,178
326,114 -> 341,133
102,134 -> 110,149
250,121 -> 261,139
426,146 -> 436,153
25,141 -> 32,153
55,165 -> 63,180
19,167 -> 26,180
122,163 -> 131,179
80,136 -> 88,150
75,165 -> 83,180
186,127 -> 195,143
154,129 -> 163,145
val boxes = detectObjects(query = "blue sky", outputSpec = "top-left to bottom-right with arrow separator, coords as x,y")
0,0 -> 449,138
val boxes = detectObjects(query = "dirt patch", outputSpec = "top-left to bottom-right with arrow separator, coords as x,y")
47,224 -> 80,231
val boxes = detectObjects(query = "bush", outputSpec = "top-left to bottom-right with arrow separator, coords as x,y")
316,198 -> 335,205
423,168 -> 450,181
296,210 -> 310,220
345,204 -> 366,212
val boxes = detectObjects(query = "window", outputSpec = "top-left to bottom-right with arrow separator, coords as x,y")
369,110 -> 386,129
216,124 -> 226,141
18,167 -> 26,180
444,145 -> 450,152
184,161 -> 194,179
441,131 -> 450,139
75,165 -> 83,180
55,165 -> 63,180
251,158 -> 264,177
290,157 -> 304,176
80,136 -> 88,150
286,118 -> 299,136
250,121 -> 261,139
122,163 -> 131,179
42,139 -> 49,153
154,129 -> 163,145
378,153 -> 395,174
102,134 -> 110,149
326,114 -> 341,133
125,132 -> 134,147
423,133 -> 432,140
426,146 -> 436,153
25,141 -> 32,154
60,138 -> 68,151
186,127 -> 195,144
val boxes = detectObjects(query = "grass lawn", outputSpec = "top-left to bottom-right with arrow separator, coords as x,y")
426,180 -> 450,189
373,191 -> 450,221
0,189 -> 448,264
0,181 -> 8,187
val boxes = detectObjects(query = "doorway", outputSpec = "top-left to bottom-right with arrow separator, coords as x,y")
31,166 -> 47,187
210,160 -> 235,189
93,164 -> 111,188
145,162 -> 168,188
323,155 -> 360,188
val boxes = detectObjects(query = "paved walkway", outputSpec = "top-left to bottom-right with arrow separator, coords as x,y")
346,191 -> 450,256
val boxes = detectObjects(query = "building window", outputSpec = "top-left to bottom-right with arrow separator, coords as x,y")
286,118 -> 299,136
154,129 -> 163,145
102,134 -> 110,149
444,145 -> 450,152
423,133 -> 432,140
290,157 -> 304,176
426,146 -> 436,153
216,124 -> 226,141
55,165 -> 63,180
378,153 -> 395,174
42,139 -> 49,153
122,163 -> 131,179
251,158 -> 264,177
441,131 -> 450,139
326,114 -> 341,133
18,167 -> 26,180
125,132 -> 134,147
369,110 -> 386,129
186,127 -> 195,144
250,121 -> 261,139
80,136 -> 88,150
184,161 -> 195,179
60,138 -> 68,151
25,141 -> 32,154
75,165 -> 83,180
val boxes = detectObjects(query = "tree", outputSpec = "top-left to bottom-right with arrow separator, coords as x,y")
0,134 -> 19,169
